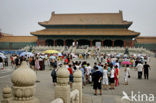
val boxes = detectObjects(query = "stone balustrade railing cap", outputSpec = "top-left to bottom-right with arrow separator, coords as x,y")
57,65 -> 69,78
73,70 -> 82,77
11,61 -> 37,86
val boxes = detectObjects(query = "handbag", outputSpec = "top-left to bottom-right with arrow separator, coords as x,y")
128,75 -> 130,78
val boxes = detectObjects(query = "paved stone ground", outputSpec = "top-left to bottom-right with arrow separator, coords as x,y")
0,57 -> 156,103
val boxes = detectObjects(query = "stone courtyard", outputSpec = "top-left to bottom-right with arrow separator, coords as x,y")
0,57 -> 156,103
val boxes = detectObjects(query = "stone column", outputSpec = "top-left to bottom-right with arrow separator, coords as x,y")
55,66 -> 70,103
1,86 -> 12,103
124,40 -> 126,48
11,61 -> 39,103
90,40 -> 92,47
73,70 -> 82,103
101,40 -> 104,46
64,40 -> 66,46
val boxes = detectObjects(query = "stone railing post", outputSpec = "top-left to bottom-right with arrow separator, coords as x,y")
11,61 -> 39,103
73,70 -> 82,103
1,86 -> 12,103
55,66 -> 70,103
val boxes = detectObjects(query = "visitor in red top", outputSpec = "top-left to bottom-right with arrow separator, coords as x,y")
114,65 -> 119,87
64,58 -> 68,64
68,64 -> 73,88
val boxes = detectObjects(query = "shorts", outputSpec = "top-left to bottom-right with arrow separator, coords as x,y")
110,78 -> 114,83
69,74 -> 73,82
103,78 -> 108,85
93,82 -> 102,90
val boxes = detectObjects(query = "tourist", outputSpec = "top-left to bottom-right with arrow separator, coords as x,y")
30,57 -> 35,70
115,60 -> 120,69
143,62 -> 151,79
85,63 -> 91,83
124,64 -> 130,85
97,63 -> 103,73
0,57 -> 4,70
102,66 -> 109,89
4,57 -> 8,66
87,63 -> 92,83
51,67 -> 57,86
114,65 -> 119,87
110,66 -> 115,89
80,65 -> 85,86
15,56 -> 20,69
68,64 -> 73,88
35,57 -> 40,71
136,61 -> 143,79
92,66 -> 103,95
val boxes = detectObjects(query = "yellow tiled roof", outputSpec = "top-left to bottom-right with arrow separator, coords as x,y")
39,11 -> 132,25
31,29 -> 139,36
136,36 -> 156,43
0,36 -> 37,42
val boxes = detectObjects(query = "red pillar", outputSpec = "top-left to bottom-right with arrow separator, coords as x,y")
74,40 -> 77,46
112,40 -> 114,47
53,40 -> 55,46
131,40 -> 133,47
90,40 -> 92,47
101,40 -> 103,46
64,40 -> 66,46
37,39 -> 39,46
124,40 -> 126,48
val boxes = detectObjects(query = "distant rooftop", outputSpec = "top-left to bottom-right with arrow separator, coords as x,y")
39,11 -> 132,26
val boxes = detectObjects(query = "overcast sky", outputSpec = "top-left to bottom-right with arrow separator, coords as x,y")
0,0 -> 156,36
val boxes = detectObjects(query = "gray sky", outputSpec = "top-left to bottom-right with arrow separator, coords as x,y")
0,0 -> 156,36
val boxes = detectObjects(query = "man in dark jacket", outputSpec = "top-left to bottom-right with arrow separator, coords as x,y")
143,62 -> 151,79
92,66 -> 103,95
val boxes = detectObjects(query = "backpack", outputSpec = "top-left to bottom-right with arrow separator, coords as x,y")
51,69 -> 56,77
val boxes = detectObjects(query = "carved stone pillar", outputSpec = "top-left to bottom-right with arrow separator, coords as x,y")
1,86 -> 12,103
73,70 -> 82,103
11,61 -> 39,103
55,66 -> 70,103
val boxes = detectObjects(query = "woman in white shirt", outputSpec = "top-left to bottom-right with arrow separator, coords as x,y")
124,64 -> 130,85
102,66 -> 108,89
110,65 -> 115,89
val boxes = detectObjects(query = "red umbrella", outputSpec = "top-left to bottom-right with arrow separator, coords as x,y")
121,61 -> 132,65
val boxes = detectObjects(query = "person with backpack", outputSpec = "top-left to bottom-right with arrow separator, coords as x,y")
51,65 -> 57,86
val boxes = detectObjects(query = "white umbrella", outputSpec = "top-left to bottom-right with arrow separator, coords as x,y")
49,56 -> 56,59
58,53 -> 62,56
0,53 -> 4,55
0,55 -> 6,58
20,52 -> 34,57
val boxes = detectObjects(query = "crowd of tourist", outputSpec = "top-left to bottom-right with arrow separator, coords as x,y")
0,48 -> 151,96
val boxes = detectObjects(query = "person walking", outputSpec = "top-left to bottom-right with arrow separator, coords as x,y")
124,65 -> 130,85
0,57 -> 4,70
102,66 -> 109,89
92,66 -> 103,95
68,64 -> 73,88
114,65 -> 119,87
143,62 -> 151,79
51,66 -> 57,86
136,61 -> 143,79
110,66 -> 115,89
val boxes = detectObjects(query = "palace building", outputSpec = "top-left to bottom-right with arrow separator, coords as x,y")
0,11 -> 156,52
30,11 -> 140,47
